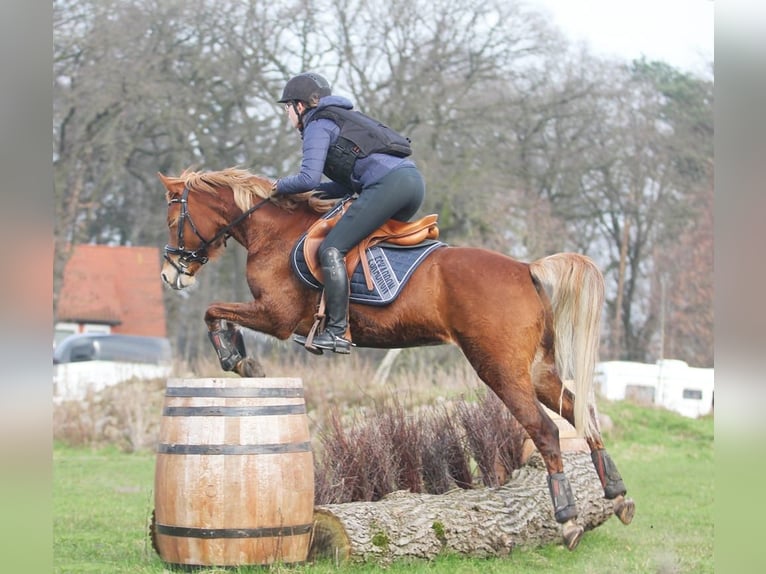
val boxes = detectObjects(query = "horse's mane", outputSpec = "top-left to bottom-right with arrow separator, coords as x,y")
174,167 -> 337,214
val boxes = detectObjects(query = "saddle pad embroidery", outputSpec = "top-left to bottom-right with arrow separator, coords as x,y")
291,237 -> 446,306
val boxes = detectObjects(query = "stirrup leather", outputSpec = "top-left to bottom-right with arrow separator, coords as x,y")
293,290 -> 354,354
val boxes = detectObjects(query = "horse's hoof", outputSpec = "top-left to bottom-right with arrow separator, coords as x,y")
234,357 -> 266,378
562,519 -> 584,551
613,495 -> 635,525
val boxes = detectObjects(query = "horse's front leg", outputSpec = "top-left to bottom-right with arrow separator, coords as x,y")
206,320 -> 265,377
204,303 -> 268,378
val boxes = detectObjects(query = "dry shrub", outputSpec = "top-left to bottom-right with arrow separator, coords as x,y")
379,399 -> 424,494
314,397 -> 424,504
259,346 -> 483,416
313,391 -> 528,504
314,407 -> 383,503
458,392 -> 527,487
420,405 -> 472,494
53,377 -> 166,452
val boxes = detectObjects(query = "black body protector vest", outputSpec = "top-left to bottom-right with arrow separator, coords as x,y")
305,106 -> 412,189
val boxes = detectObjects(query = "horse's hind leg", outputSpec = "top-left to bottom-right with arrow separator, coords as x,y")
206,319 -> 265,378
591,446 -> 635,524
533,364 -> 635,524
478,365 -> 584,550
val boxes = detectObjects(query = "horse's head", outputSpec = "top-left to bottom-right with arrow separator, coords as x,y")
158,171 -> 232,290
158,167 -> 338,290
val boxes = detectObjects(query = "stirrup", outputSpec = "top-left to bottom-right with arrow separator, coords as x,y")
292,333 -> 324,355
302,330 -> 353,354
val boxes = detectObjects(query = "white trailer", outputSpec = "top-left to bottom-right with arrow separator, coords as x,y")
594,359 -> 713,419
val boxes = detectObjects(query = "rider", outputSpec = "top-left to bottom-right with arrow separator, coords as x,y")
273,72 -> 426,354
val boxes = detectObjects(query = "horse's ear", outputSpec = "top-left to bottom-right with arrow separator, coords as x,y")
157,172 -> 182,200
157,172 -> 172,189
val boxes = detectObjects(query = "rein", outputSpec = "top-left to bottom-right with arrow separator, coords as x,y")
164,186 -> 269,275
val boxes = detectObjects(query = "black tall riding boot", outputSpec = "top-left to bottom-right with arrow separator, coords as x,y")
296,247 -> 352,354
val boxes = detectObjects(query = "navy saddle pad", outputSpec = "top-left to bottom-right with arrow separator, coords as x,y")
290,236 -> 446,306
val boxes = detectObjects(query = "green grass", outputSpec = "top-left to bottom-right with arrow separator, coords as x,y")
53,400 -> 714,573
54,444 -> 158,573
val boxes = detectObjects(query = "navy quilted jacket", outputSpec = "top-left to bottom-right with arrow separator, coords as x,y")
275,95 -> 415,197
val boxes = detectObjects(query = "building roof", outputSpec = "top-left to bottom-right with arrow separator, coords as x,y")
56,245 -> 167,337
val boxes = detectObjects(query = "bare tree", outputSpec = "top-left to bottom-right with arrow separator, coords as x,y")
559,61 -> 713,363
53,0 -> 713,366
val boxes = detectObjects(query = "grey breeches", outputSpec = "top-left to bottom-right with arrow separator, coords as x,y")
319,166 -> 425,258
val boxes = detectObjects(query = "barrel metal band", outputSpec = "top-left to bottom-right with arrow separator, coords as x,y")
155,522 -> 313,539
165,387 -> 304,398
157,441 -> 312,455
162,404 -> 306,417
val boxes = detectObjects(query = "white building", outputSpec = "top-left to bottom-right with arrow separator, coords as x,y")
594,359 -> 714,419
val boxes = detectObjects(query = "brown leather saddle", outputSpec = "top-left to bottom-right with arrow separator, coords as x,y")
303,201 -> 440,291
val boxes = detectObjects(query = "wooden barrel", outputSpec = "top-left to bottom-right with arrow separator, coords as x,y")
153,377 -> 314,567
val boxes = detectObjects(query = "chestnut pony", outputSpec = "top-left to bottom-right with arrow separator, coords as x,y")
159,168 -> 634,550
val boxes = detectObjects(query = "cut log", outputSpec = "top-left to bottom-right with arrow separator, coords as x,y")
309,451 -> 613,563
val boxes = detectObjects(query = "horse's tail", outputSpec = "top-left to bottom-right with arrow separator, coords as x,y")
529,253 -> 604,439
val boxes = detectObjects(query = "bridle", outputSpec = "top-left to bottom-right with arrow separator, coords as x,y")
164,186 -> 268,276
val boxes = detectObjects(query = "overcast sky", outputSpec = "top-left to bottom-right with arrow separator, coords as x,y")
528,0 -> 714,76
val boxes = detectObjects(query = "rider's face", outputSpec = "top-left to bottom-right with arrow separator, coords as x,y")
285,101 -> 304,130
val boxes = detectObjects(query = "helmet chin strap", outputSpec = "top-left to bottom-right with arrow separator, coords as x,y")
295,101 -> 311,133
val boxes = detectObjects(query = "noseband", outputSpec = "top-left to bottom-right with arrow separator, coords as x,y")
164,186 -> 268,276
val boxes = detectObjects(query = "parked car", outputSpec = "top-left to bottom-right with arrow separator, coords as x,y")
53,333 -> 172,401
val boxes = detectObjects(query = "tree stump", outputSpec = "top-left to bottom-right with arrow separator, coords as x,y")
309,450 -> 613,563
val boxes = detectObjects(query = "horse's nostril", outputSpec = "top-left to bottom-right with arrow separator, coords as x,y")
161,272 -> 168,284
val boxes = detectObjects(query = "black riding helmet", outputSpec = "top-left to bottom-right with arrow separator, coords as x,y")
277,72 -> 332,104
